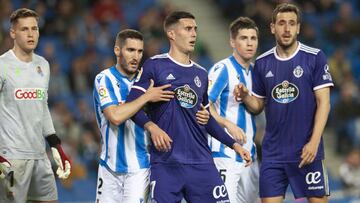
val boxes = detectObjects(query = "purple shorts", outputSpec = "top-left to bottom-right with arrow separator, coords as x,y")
260,160 -> 330,199
149,163 -> 230,203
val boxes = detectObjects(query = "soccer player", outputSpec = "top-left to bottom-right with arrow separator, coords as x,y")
208,16 -> 259,203
0,8 -> 71,203
93,29 -> 209,203
234,3 -> 333,203
126,11 -> 251,203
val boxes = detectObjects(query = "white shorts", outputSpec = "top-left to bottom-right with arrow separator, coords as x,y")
214,157 -> 260,203
0,159 -> 57,203
96,165 -> 150,203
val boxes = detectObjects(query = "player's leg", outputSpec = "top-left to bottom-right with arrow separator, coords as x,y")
95,165 -> 123,203
239,157 -> 260,203
122,168 -> 150,203
214,157 -> 242,203
260,162 -> 288,203
286,160 -> 330,203
27,159 -> 57,202
0,159 -> 33,203
149,163 -> 184,203
184,163 -> 230,203
308,196 -> 328,203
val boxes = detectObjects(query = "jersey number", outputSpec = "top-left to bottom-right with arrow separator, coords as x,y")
219,169 -> 227,182
97,177 -> 103,195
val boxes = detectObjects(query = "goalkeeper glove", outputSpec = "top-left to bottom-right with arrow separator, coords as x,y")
0,155 -> 11,179
46,134 -> 71,179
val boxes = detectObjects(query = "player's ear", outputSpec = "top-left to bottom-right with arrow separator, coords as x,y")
229,38 -> 235,49
167,30 -> 175,41
270,23 -> 275,34
10,28 -> 15,40
114,45 -> 120,57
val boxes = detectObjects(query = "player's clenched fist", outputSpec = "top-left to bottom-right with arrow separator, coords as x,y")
0,155 -> 11,179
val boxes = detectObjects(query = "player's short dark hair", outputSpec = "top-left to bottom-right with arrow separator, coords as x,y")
229,17 -> 259,39
163,11 -> 195,32
115,29 -> 143,47
272,3 -> 301,24
10,8 -> 39,26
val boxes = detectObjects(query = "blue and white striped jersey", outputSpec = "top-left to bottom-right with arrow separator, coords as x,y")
208,55 -> 257,162
93,66 -> 149,173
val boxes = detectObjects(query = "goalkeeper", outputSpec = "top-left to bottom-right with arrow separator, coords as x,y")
0,8 -> 71,203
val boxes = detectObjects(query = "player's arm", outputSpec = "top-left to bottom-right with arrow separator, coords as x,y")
196,104 -> 210,125
205,115 -> 252,166
299,87 -> 331,168
233,83 -> 264,114
104,80 -> 174,126
209,102 -> 246,144
127,62 -> 173,152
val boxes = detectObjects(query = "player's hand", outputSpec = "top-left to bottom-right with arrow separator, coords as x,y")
224,120 -> 246,144
146,122 -> 173,152
299,140 -> 319,168
0,155 -> 11,179
146,79 -> 174,102
233,83 -> 249,102
233,143 -> 252,167
196,104 -> 210,125
51,145 -> 71,179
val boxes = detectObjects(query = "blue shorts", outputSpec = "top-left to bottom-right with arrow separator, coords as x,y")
259,160 -> 330,199
149,163 -> 230,203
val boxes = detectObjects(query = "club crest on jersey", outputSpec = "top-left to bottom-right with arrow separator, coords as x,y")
194,76 -> 201,87
271,80 -> 299,104
36,66 -> 44,76
174,84 -> 198,108
322,64 -> 332,81
293,65 -> 303,78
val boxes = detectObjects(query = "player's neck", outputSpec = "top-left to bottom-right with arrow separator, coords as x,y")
12,46 -> 33,62
276,41 -> 299,58
233,53 -> 251,71
115,63 -> 135,80
168,47 -> 191,65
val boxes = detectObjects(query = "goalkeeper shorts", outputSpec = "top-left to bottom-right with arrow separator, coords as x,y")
0,158 -> 57,203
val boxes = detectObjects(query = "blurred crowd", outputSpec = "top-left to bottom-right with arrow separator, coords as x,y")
0,0 -> 360,193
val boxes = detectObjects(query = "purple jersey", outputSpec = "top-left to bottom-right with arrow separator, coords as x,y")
127,53 -> 235,164
252,42 -> 333,162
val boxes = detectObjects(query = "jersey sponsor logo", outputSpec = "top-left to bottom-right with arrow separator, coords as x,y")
293,65 -> 303,78
166,73 -> 175,80
305,171 -> 322,185
98,86 -> 109,101
265,70 -> 274,78
212,184 -> 228,199
322,64 -> 332,81
271,80 -> 299,104
174,84 -> 198,108
14,88 -> 46,100
194,76 -> 201,87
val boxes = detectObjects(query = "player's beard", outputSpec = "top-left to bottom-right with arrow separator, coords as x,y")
277,34 -> 297,50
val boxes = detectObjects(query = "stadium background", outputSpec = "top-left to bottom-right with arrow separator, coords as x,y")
1,0 -> 360,202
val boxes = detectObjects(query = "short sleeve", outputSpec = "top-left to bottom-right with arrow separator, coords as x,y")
94,73 -> 119,110
208,63 -> 229,103
313,50 -> 334,90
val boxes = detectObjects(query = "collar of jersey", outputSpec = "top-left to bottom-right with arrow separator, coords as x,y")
109,66 -> 134,82
274,41 -> 301,61
166,53 -> 194,67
